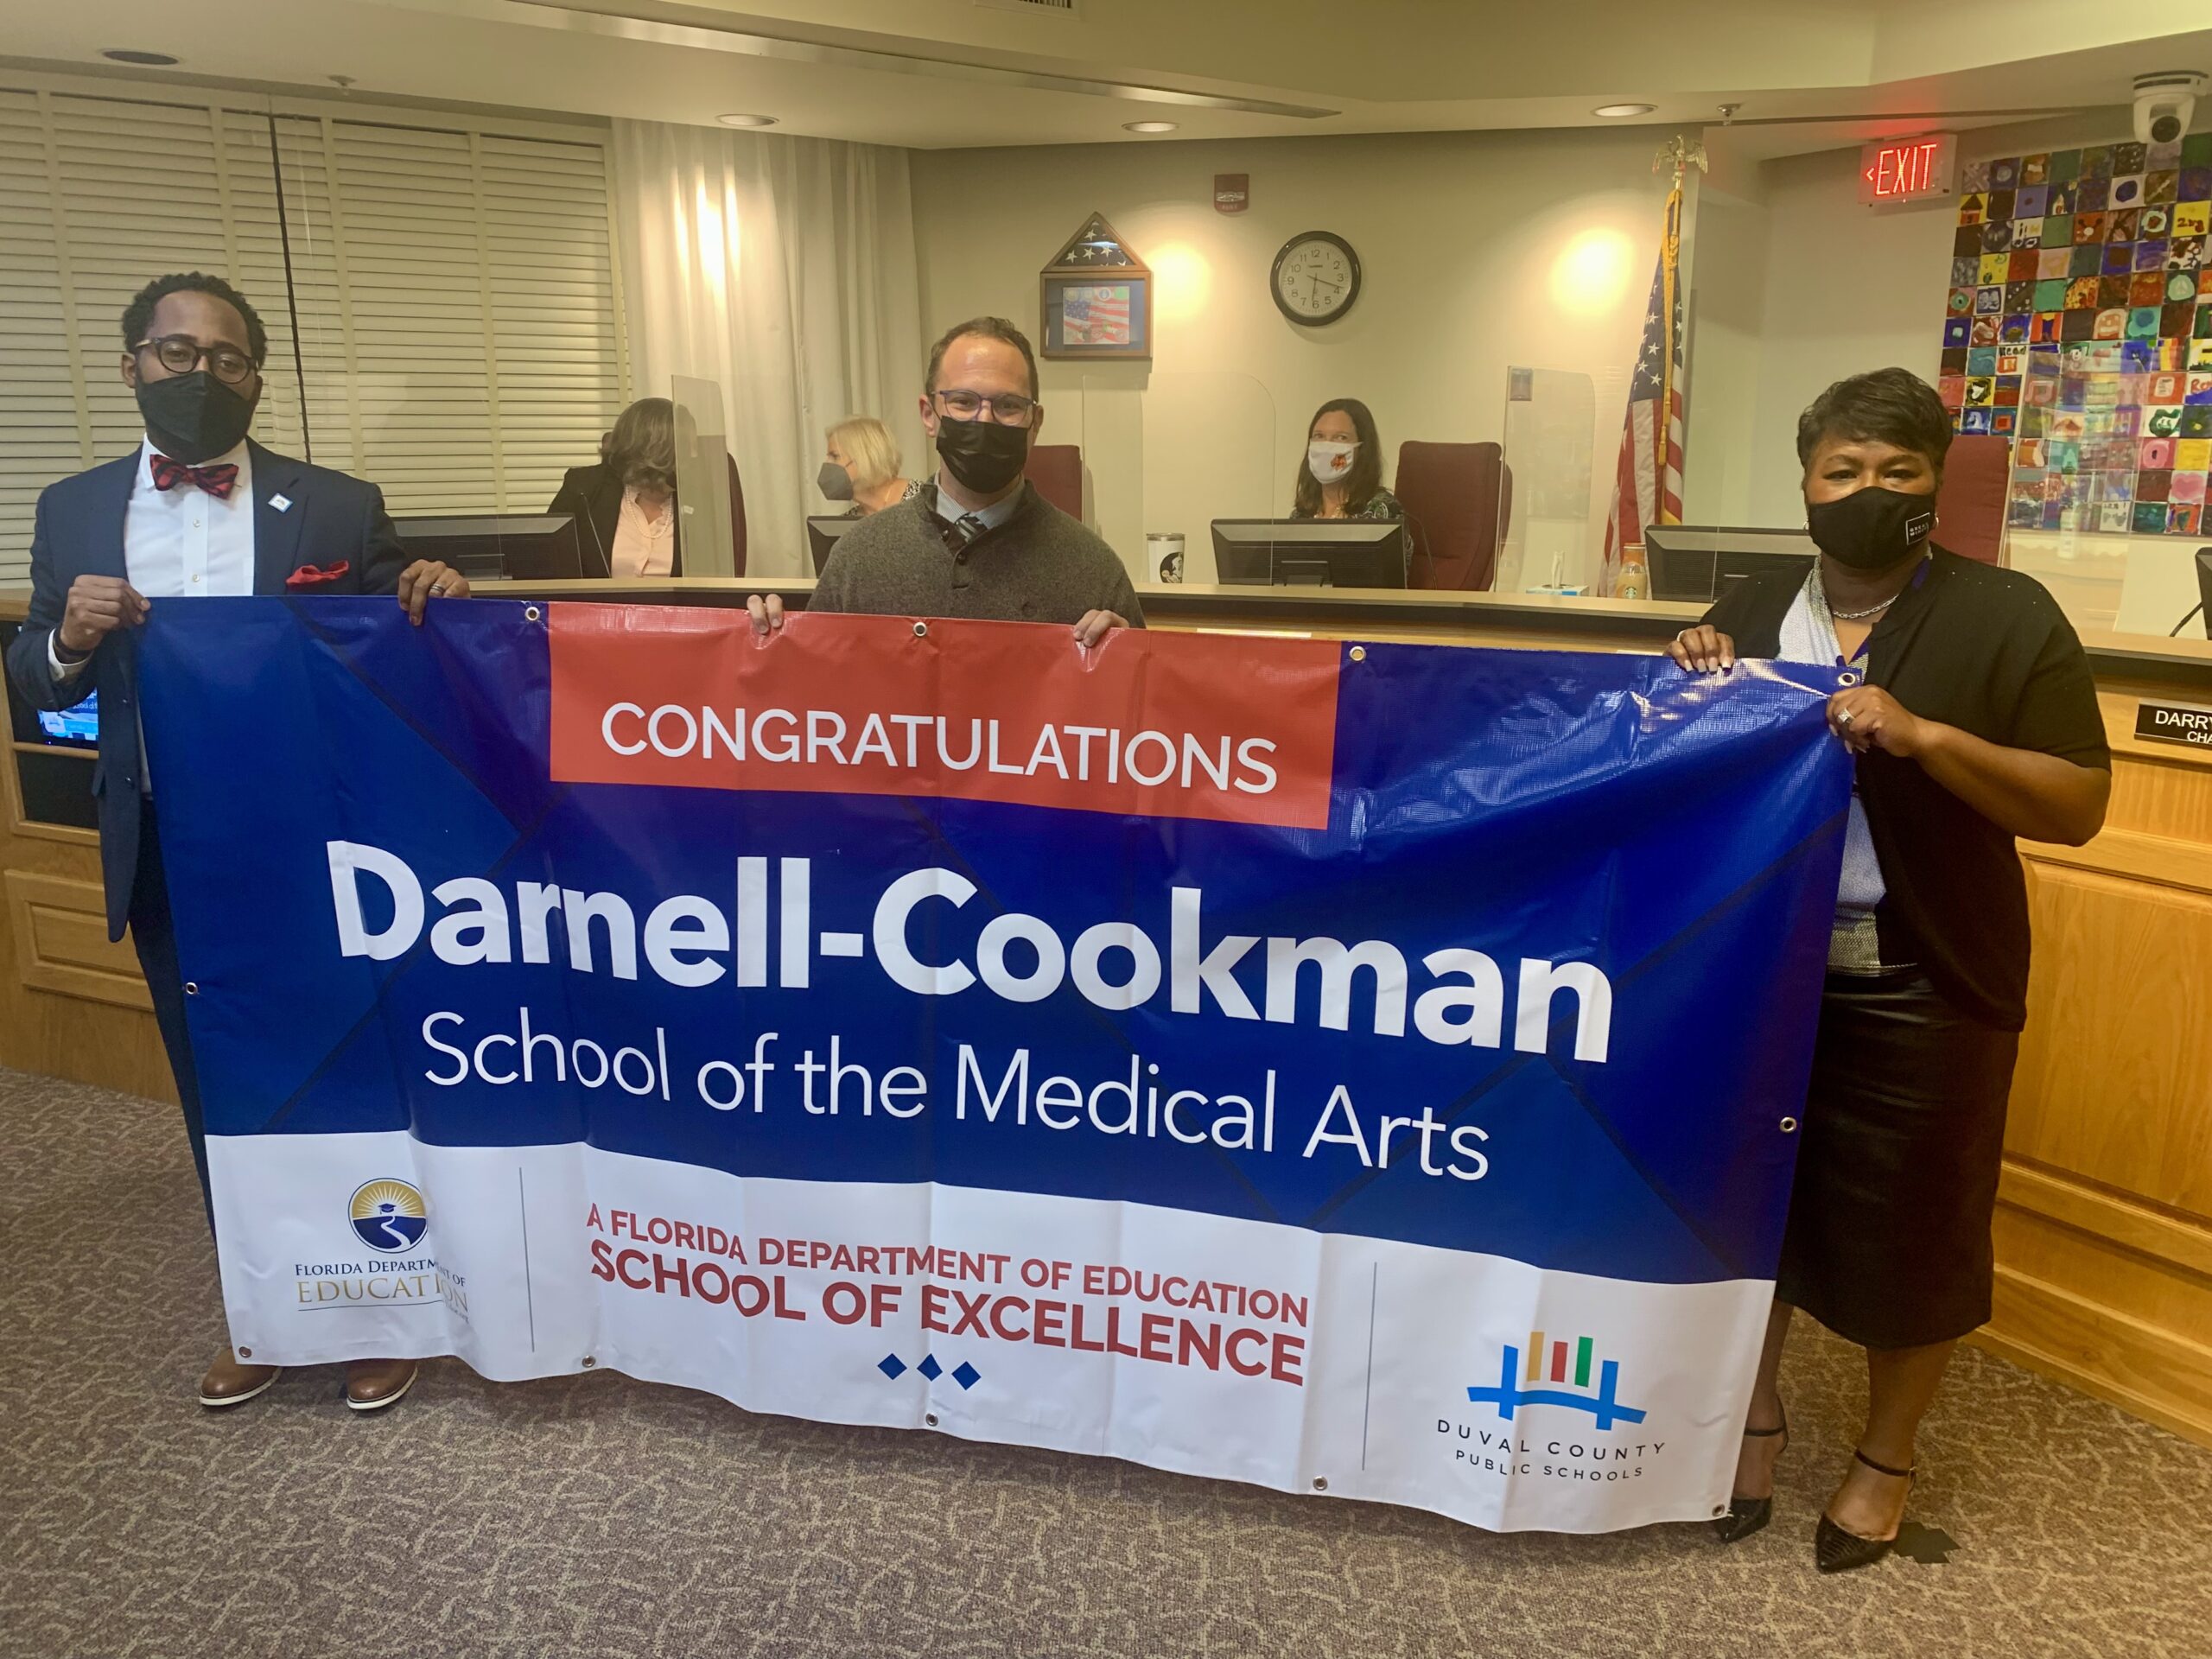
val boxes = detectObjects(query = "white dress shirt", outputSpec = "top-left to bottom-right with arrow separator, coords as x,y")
49,435 -> 256,682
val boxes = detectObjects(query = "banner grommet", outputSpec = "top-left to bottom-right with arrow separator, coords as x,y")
912,621 -> 929,638
925,1411 -> 939,1427
1780,1116 -> 1799,1133
525,606 -> 542,623
1349,645 -> 1366,663
1312,1476 -> 1329,1491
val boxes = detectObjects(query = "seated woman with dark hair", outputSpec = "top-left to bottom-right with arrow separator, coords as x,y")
1669,366 -> 2110,1573
549,397 -> 686,578
1289,398 -> 1402,524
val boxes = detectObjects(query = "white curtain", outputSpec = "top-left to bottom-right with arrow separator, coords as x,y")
612,120 -> 928,576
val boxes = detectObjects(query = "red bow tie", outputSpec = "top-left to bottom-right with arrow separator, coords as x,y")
149,454 -> 240,500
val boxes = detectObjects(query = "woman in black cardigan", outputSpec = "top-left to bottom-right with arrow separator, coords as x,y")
548,397 -> 749,577
1669,368 -> 2110,1572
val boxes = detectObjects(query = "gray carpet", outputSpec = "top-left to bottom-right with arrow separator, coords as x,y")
3,1065 -> 2209,1659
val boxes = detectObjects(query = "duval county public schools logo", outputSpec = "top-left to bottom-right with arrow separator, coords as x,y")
1467,1330 -> 1646,1430
348,1179 -> 429,1253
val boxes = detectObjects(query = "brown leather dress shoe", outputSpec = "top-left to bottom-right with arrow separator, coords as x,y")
344,1357 -> 420,1412
198,1351 -> 283,1408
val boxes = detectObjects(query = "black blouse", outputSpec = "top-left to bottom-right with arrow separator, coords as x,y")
1700,549 -> 2109,1031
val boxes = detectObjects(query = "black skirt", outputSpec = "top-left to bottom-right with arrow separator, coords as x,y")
1775,970 -> 2021,1350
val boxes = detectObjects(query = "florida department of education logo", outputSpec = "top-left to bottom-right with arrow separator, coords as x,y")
348,1179 -> 429,1253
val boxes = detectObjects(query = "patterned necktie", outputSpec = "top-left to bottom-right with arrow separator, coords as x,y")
149,454 -> 240,500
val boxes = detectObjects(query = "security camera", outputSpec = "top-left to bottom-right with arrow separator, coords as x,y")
2134,71 -> 2204,147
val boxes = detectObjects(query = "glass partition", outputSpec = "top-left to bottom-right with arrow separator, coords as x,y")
671,374 -> 737,578
1496,366 -> 1602,594
1083,372 -> 1281,587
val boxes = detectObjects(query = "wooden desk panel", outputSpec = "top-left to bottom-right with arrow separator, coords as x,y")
1990,686 -> 2212,1443
0,700 -> 175,1102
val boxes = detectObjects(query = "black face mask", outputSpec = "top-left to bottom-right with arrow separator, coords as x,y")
1805,485 -> 1934,571
137,370 -> 257,465
934,416 -> 1029,496
817,460 -> 855,502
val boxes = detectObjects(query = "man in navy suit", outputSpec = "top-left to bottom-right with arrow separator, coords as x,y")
3,271 -> 469,1414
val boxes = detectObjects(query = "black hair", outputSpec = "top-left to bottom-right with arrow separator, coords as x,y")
1795,367 -> 1952,476
121,271 -> 269,367
926,315 -> 1039,400
1294,397 -> 1384,516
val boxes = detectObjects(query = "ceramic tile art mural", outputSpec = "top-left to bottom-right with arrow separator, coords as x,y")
1940,136 -> 2212,535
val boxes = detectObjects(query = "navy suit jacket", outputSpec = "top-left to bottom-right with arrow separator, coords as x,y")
3,441 -> 408,940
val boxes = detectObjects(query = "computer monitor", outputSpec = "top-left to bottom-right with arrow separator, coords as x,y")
1207,519 -> 1409,588
34,690 -> 99,750
392,514 -> 583,582
807,515 -> 858,575
2196,546 -> 2212,639
1643,524 -> 1818,604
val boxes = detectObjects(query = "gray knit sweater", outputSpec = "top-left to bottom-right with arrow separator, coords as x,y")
807,482 -> 1144,626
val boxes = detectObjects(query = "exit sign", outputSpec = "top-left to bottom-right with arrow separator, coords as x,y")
1858,134 -> 1957,207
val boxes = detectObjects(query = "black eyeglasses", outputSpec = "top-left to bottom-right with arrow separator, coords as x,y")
932,389 -> 1037,426
134,335 -> 258,386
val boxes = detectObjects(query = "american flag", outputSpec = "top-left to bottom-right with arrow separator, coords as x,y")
1602,178 -> 1686,588
1063,284 -> 1132,346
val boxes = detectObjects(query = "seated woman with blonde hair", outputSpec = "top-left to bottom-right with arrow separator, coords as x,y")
820,416 -> 920,518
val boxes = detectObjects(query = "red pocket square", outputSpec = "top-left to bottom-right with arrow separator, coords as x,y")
284,562 -> 351,588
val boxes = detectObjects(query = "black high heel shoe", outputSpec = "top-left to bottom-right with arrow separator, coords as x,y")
1814,1449 -> 1916,1573
1711,1408 -> 1789,1543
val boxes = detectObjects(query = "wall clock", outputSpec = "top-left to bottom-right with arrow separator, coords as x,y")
1271,231 -> 1361,326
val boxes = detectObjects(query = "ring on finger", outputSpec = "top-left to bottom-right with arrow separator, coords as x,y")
1836,708 -> 1855,726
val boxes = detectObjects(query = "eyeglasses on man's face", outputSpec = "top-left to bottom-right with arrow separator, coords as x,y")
931,388 -> 1037,427
134,335 -> 259,386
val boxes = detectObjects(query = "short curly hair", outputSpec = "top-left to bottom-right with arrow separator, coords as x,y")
120,272 -> 269,367
1795,367 -> 1953,476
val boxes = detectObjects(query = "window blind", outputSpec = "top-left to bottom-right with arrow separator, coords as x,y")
0,89 -> 81,582
0,79 -> 626,582
273,114 -> 626,517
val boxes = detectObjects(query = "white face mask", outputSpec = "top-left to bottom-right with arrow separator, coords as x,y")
1308,439 -> 1357,486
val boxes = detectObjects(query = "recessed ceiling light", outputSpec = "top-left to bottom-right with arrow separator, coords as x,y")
1123,120 -> 1178,134
1592,103 -> 1656,118
716,113 -> 778,128
101,48 -> 181,66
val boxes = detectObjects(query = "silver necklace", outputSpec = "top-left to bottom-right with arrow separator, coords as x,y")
1824,551 -> 1929,621
1828,594 -> 1897,621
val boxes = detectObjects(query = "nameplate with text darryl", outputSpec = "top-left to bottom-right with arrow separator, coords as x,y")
2134,700 -> 2212,749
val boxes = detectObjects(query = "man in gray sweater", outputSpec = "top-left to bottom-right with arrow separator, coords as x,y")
747,316 -> 1141,645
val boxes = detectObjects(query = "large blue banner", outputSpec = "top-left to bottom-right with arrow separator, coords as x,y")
140,598 -> 1847,1532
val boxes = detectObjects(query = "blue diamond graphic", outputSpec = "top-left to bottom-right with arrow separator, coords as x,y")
917,1354 -> 943,1381
952,1361 -> 981,1390
878,1353 -> 906,1379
